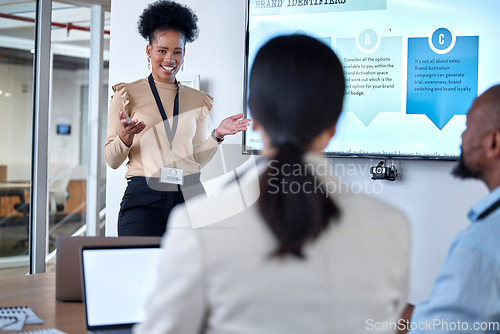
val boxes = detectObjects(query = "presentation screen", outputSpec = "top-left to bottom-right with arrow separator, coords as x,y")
243,0 -> 500,159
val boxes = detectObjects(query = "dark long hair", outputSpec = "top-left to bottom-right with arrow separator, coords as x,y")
248,35 -> 345,258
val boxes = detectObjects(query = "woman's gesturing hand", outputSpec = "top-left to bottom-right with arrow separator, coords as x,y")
215,113 -> 251,139
118,110 -> 146,147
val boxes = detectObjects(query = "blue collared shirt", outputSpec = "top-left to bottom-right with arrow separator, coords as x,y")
409,186 -> 500,334
468,186 -> 500,222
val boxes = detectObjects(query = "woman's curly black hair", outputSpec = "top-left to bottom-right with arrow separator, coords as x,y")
137,0 -> 199,44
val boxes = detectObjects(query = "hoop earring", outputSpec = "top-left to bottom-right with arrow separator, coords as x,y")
148,57 -> 151,70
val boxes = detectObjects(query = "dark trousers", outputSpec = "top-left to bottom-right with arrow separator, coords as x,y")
118,175 -> 204,236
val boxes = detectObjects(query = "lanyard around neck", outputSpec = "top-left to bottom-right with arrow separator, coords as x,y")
148,73 -> 179,150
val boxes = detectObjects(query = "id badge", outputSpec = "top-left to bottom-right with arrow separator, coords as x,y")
160,166 -> 184,185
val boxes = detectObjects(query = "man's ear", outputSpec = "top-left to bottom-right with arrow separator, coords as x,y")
487,130 -> 500,158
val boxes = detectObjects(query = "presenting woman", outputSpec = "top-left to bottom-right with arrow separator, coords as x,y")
105,0 -> 249,236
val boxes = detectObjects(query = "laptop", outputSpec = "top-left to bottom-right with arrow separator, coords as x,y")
81,245 -> 163,334
55,236 -> 161,301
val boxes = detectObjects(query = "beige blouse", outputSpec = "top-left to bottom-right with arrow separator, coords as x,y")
105,77 -> 220,178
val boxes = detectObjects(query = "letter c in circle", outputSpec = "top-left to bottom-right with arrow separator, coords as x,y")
439,34 -> 444,45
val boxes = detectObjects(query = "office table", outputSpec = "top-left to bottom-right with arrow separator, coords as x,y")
0,273 -> 86,334
0,182 -> 30,201
0,182 -> 30,216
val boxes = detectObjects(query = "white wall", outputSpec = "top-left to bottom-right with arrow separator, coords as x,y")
49,68 -> 83,166
334,158 -> 486,303
0,62 -> 33,180
107,0 -> 488,304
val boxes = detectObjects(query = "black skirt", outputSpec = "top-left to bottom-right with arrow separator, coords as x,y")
117,174 -> 205,236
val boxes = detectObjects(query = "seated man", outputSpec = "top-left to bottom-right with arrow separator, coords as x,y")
409,85 -> 500,333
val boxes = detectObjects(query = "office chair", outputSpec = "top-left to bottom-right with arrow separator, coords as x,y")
14,163 -> 74,248
48,164 -> 74,213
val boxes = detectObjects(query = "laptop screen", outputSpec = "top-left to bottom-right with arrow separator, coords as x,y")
81,246 -> 163,328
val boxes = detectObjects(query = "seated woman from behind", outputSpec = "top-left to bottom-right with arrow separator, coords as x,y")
134,34 -> 411,334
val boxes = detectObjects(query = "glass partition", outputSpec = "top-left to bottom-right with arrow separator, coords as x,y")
0,0 -> 36,277
0,0 -> 110,277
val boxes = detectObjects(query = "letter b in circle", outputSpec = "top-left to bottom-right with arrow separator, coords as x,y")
358,28 -> 378,51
